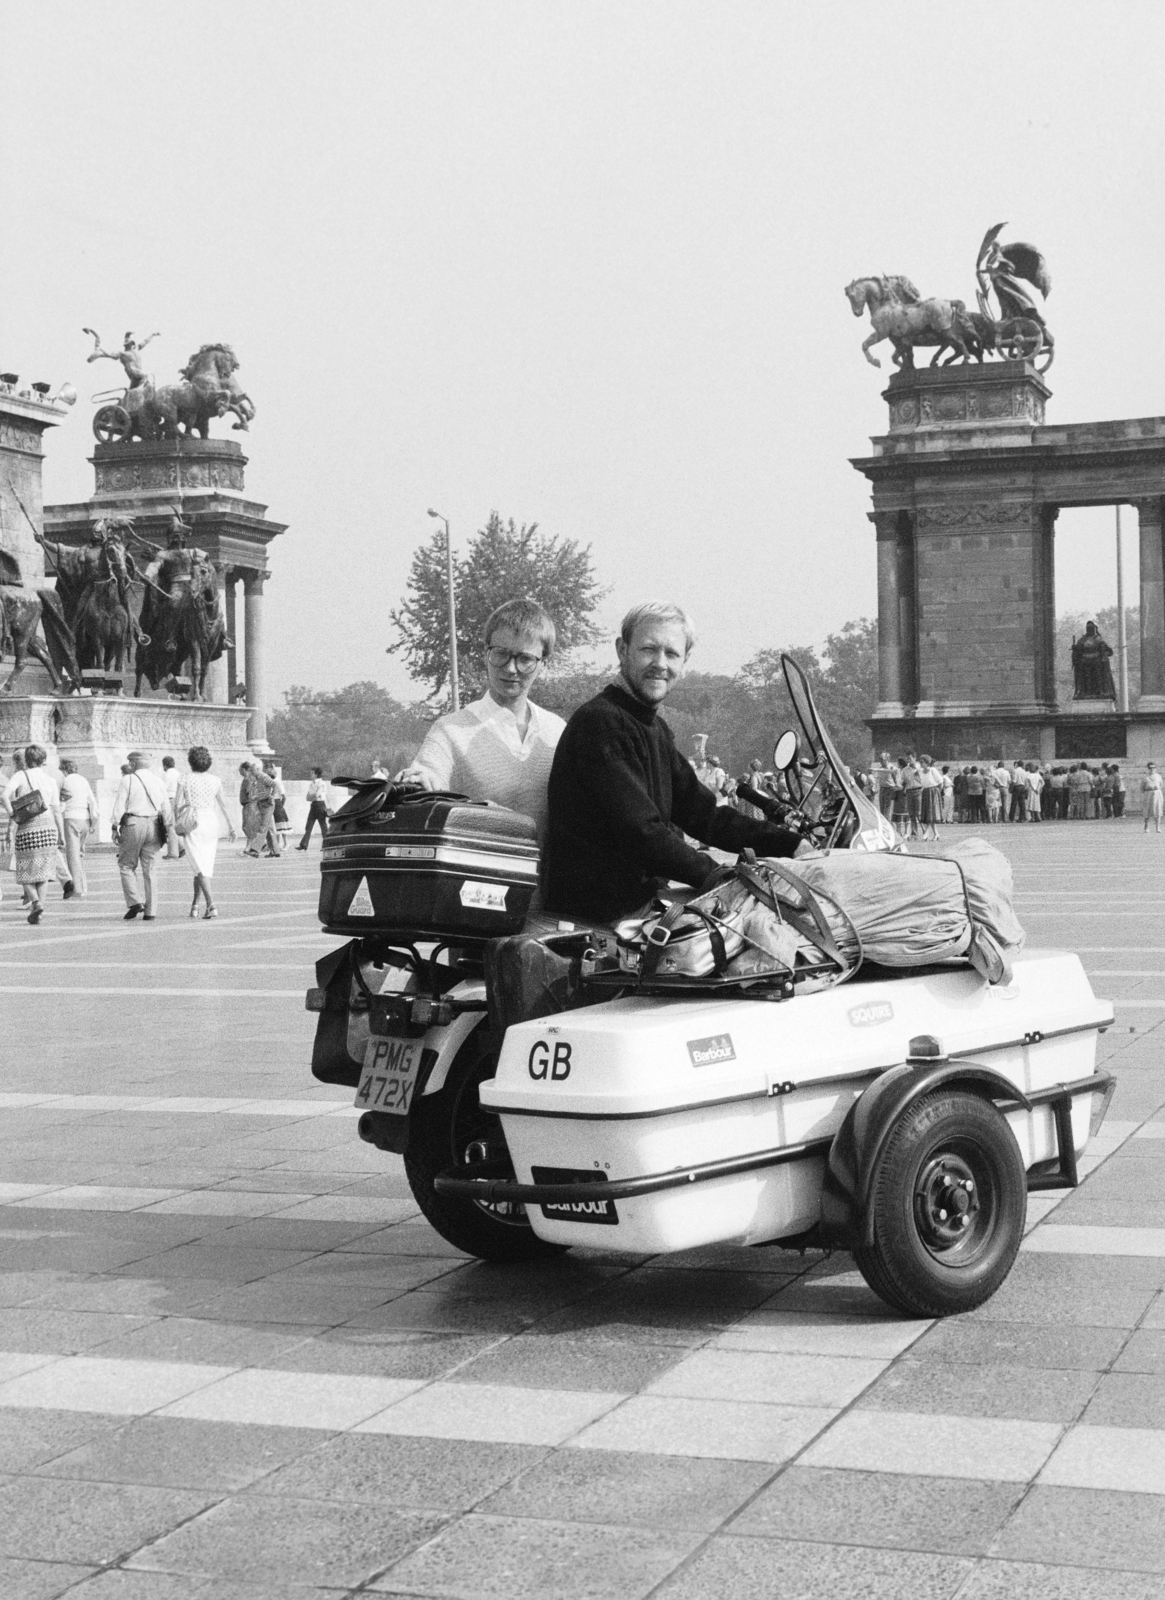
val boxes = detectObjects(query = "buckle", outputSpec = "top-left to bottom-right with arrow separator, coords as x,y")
645,925 -> 672,947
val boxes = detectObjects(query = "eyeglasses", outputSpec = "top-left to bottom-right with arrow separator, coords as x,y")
486,647 -> 543,674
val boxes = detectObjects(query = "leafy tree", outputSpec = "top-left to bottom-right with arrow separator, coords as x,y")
736,619 -> 878,771
388,513 -> 607,702
268,682 -> 431,779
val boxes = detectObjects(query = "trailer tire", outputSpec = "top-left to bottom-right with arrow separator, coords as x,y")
405,1030 -> 567,1263
854,1089 -> 1026,1318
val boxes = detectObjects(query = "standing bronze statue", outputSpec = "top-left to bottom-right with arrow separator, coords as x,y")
1071,621 -> 1117,701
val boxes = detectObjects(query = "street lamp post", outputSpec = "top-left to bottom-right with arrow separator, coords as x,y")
428,508 -> 460,711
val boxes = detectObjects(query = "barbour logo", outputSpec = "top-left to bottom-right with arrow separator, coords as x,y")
848,1001 -> 894,1027
687,1034 -> 736,1066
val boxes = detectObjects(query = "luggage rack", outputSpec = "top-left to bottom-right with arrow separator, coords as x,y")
581,966 -> 797,1001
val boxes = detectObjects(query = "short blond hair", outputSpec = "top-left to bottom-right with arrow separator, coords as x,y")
482,598 -> 557,657
619,601 -> 696,655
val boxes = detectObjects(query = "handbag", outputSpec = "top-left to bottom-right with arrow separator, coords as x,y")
173,782 -> 198,837
9,776 -> 46,826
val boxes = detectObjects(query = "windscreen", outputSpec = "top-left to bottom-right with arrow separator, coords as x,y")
780,654 -> 900,850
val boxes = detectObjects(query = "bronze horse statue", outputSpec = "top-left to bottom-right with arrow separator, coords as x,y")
134,553 -> 226,702
0,550 -> 81,695
168,555 -> 228,701
844,276 -> 982,369
72,536 -> 137,682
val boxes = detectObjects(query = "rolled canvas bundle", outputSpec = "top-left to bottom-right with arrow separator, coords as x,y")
789,837 -> 1024,984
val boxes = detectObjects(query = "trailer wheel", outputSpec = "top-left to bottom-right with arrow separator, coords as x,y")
405,1030 -> 567,1263
854,1090 -> 1026,1317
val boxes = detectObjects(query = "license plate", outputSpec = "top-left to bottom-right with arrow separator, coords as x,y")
354,1036 -> 425,1114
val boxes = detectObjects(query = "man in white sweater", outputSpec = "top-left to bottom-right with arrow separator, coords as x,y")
399,599 -> 565,839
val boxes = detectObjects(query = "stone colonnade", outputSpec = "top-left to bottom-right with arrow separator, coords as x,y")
208,567 -> 269,744
874,497 -> 1165,716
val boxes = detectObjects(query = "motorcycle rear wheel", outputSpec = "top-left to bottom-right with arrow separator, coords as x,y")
405,1028 -> 567,1262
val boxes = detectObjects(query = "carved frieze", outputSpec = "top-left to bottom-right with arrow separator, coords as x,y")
889,396 -> 919,428
52,698 -> 252,750
893,377 -> 1046,432
0,420 -> 42,455
94,455 -> 245,495
917,503 -> 1033,528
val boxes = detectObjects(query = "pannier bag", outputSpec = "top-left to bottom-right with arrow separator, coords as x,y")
318,782 -> 540,940
615,861 -> 861,993
790,837 -> 1024,984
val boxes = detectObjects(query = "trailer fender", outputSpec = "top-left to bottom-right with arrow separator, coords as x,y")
819,1059 -> 1030,1248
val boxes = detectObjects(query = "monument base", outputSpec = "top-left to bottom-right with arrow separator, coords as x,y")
0,696 -> 254,841
866,708 -> 1165,766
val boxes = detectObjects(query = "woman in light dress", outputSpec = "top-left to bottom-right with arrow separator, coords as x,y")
1,745 -> 64,925
1141,762 -> 1165,834
176,746 -> 237,919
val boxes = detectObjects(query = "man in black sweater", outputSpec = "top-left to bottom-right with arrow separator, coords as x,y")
542,602 -> 802,923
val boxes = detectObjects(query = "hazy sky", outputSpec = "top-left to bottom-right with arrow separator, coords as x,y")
3,1 -> 1163,708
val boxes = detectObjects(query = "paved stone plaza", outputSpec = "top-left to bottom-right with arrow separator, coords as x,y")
0,824 -> 1162,1599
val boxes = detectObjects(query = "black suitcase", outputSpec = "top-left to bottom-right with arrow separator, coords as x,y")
318,781 -> 540,940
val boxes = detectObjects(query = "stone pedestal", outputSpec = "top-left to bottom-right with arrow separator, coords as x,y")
44,435 -> 286,719
0,695 -> 253,842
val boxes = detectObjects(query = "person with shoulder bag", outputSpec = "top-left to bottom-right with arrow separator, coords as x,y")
111,750 -> 173,921
2,744 -> 64,924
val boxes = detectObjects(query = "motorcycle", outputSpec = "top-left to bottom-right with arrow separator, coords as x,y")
306,657 -> 1112,1317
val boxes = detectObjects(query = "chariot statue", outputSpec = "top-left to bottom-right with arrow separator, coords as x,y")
84,330 -> 256,444
845,224 -> 1053,372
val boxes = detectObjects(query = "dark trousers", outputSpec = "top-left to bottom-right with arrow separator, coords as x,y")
300,802 -> 329,847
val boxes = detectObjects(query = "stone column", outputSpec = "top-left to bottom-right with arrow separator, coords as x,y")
204,568 -> 229,705
872,511 -> 905,716
243,570 -> 269,747
1137,499 -> 1165,711
224,572 -> 238,698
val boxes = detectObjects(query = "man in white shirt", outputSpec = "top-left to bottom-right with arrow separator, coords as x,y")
112,751 -> 173,920
160,755 -> 183,859
297,766 -> 331,850
58,759 -> 99,899
399,599 -> 565,839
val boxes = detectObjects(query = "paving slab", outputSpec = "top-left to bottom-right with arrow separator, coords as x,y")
129,1494 -> 446,1587
989,1484 -> 1165,1570
370,1511 -> 700,1600
731,1465 -> 1023,1554
0,1474 -> 214,1564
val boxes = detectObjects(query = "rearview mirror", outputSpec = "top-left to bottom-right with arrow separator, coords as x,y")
773,730 -> 798,771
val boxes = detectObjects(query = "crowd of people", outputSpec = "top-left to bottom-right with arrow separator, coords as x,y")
851,753 -> 1165,837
